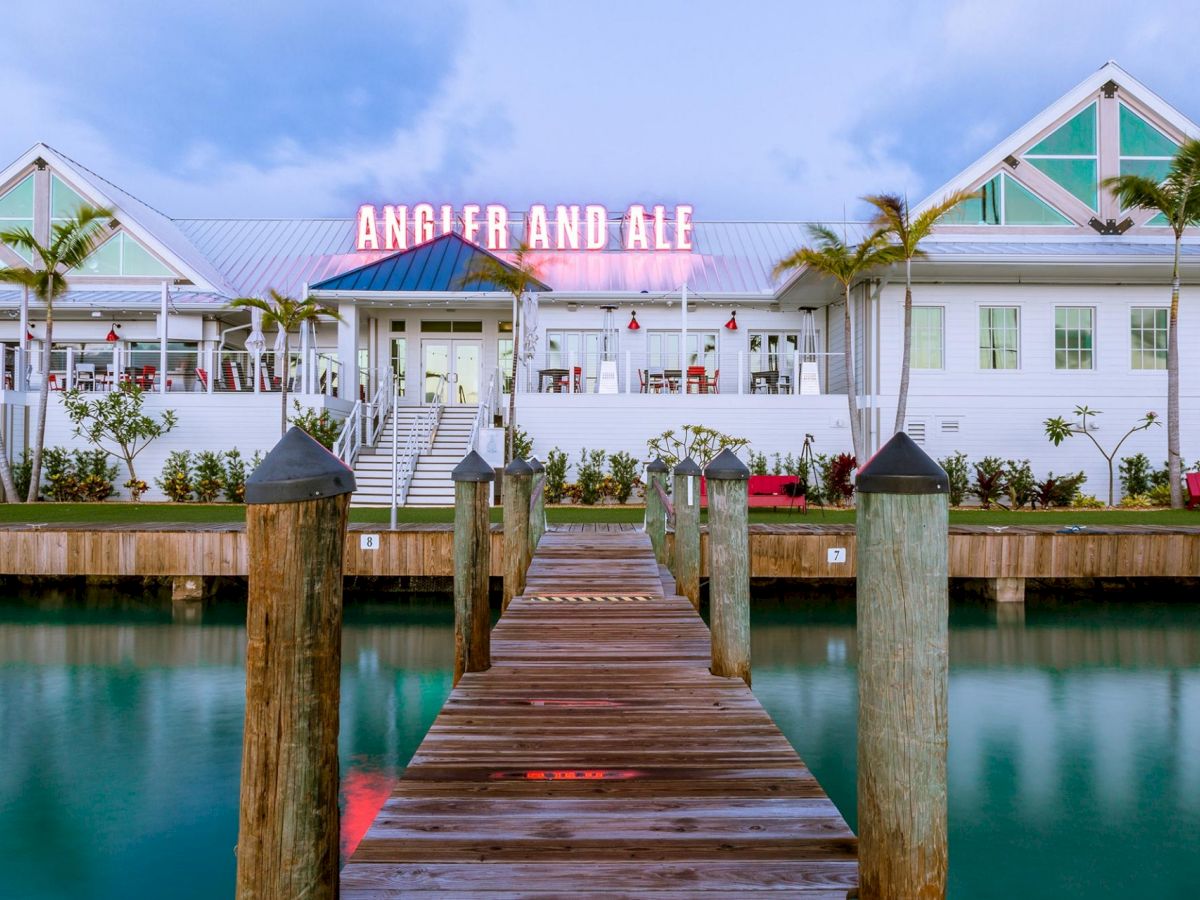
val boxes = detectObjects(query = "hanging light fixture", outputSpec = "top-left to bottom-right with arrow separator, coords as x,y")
627,310 -> 640,330
724,310 -> 738,330
106,323 -> 121,342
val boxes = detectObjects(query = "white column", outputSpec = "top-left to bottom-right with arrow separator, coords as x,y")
336,299 -> 359,399
65,346 -> 75,391
159,282 -> 169,394
793,349 -> 801,395
112,343 -> 121,391
17,286 -> 28,391
680,281 -> 688,379
206,343 -> 215,393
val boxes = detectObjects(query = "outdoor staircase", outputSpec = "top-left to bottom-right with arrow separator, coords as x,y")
350,405 -> 479,507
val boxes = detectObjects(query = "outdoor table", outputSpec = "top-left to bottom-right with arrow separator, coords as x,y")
537,368 -> 569,392
751,370 -> 781,394
663,369 -> 682,392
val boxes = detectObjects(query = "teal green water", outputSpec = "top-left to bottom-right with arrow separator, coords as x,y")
1,597 -> 1197,898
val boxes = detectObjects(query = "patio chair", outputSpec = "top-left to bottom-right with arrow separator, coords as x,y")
686,366 -> 707,393
556,366 -> 582,393
637,369 -> 647,393
75,363 -> 96,390
711,369 -> 720,394
47,373 -> 63,391
195,367 -> 209,391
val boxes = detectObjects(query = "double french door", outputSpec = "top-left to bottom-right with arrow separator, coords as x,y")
422,340 -> 481,404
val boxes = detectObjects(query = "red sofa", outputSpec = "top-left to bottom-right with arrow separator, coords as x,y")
700,474 -> 806,510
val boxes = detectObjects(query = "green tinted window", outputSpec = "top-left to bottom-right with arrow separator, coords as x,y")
1027,104 -> 1096,155
979,307 -> 1019,369
0,174 -> 35,263
1026,158 -> 1097,209
1120,158 -> 1172,182
76,234 -> 122,275
1054,307 -> 1094,370
1004,176 -> 1072,225
1130,307 -> 1168,369
942,175 -> 1001,225
72,232 -> 171,277
50,175 -> 88,221
1146,212 -> 1169,226
1120,105 -> 1178,157
910,307 -> 943,369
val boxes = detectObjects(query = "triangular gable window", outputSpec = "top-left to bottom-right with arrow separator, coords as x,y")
941,173 -> 1072,226
0,174 -> 35,263
73,232 -> 173,277
1023,103 -> 1097,209
50,174 -> 89,223
1119,106 -> 1178,227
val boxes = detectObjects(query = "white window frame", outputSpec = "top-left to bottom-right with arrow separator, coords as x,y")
1128,305 -> 1169,373
1053,305 -> 1096,372
977,305 -> 1021,371
909,306 -> 945,370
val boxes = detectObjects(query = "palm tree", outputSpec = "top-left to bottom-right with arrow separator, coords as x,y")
458,242 -> 547,462
864,190 -> 978,437
1104,139 -> 1200,508
0,204 -> 114,501
230,290 -> 343,437
774,226 -> 903,461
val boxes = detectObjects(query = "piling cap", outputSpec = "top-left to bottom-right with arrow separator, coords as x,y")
528,456 -> 544,473
504,456 -> 534,476
704,448 -> 750,481
646,457 -> 669,473
856,432 -> 948,494
245,427 -> 356,504
452,450 -> 496,482
674,456 -> 702,476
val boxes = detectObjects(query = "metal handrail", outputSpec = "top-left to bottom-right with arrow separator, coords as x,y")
332,401 -> 362,463
467,370 -> 498,452
364,369 -> 393,447
394,375 -> 445,508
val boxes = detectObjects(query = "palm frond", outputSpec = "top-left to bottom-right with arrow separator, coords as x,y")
1103,173 -> 1172,218
51,206 -> 115,271
0,267 -> 40,289
910,188 -> 979,242
456,241 -> 546,299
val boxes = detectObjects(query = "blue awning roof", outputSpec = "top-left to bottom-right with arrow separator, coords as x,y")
309,232 -> 551,293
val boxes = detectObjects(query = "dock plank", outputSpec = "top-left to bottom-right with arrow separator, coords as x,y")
341,528 -> 857,895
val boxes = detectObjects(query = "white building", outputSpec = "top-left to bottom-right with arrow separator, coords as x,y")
0,61 -> 1196,503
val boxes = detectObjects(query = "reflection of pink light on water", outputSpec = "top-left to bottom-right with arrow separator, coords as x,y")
340,767 -> 396,860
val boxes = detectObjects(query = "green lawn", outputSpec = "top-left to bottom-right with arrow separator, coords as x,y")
0,502 -> 1195,527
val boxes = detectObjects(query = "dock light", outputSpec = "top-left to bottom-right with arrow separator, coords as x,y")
489,769 -> 641,781
724,311 -> 738,330
627,311 -> 640,330
106,323 -> 121,342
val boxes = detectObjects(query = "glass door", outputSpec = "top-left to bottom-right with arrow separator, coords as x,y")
422,340 -> 481,404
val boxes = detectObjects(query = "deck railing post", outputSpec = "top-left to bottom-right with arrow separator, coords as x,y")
705,448 -> 750,685
528,456 -> 546,551
644,457 -> 669,565
502,457 -> 534,611
672,456 -> 702,610
855,431 -> 949,900
452,451 -> 495,685
236,427 -> 356,900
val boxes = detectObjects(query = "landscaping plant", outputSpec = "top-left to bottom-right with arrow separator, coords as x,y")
1005,459 -> 1037,509
60,384 -> 177,497
1119,453 -> 1155,499
576,448 -> 607,505
646,424 -> 749,469
157,451 -> 194,502
543,448 -> 568,503
289,401 -> 341,450
511,428 -> 534,461
971,456 -> 1007,509
749,452 -> 768,476
37,448 -> 118,502
193,451 -> 226,502
608,451 -> 640,504
1044,406 -> 1160,505
938,452 -> 969,507
824,453 -> 857,506
1033,471 -> 1087,508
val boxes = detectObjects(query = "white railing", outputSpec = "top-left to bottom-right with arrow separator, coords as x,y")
333,402 -> 363,463
394,374 -> 445,509
467,370 -> 499,452
364,368 -> 394,447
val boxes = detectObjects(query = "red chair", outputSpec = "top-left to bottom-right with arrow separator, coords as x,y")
47,373 -> 63,391
195,368 -> 208,390
1187,472 -> 1200,510
686,366 -> 707,393
637,369 -> 647,393
556,366 -> 582,392
711,369 -> 720,394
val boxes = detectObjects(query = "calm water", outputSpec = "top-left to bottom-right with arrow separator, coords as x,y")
1,595 -> 1197,899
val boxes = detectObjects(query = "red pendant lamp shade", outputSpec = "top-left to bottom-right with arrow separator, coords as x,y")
627,310 -> 640,330
106,323 -> 120,342
724,310 -> 738,330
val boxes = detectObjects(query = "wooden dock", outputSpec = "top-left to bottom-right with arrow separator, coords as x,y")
341,527 -> 857,897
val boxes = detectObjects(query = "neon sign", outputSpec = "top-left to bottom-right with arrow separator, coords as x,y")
355,203 -> 693,253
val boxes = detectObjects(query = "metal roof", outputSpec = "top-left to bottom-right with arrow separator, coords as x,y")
920,240 -> 1200,258
0,290 -> 227,309
311,232 -> 551,293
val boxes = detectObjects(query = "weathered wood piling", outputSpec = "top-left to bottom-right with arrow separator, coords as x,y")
645,457 -> 669,565
235,427 -> 355,900
452,451 -> 494,686
705,448 -> 751,685
502,457 -> 533,611
528,456 -> 546,551
855,431 -> 950,900
672,455 -> 702,610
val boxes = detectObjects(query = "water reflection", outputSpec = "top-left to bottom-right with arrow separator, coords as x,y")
0,600 -> 454,900
752,600 -> 1200,900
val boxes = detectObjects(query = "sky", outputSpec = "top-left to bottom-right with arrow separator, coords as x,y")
3,0 -> 1199,221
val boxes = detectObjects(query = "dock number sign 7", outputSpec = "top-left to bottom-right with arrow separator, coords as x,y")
360,534 -> 380,551
827,547 -> 847,564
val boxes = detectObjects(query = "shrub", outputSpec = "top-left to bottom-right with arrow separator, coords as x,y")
124,479 -> 149,502
1005,459 -> 1037,509
771,453 -> 782,476
511,427 -> 534,461
646,424 -> 749,469
11,450 -> 32,501
1034,470 -> 1087,508
938,452 -> 969,507
157,451 -> 194,502
223,449 -> 251,503
289,401 -> 340,449
74,450 -> 118,502
544,448 -> 568,503
576,448 -> 607,505
193,451 -> 225,502
35,448 -> 117,501
1119,453 -> 1155,498
608,451 -> 640,504
824,453 -> 856,506
1119,494 -> 1154,509
749,452 -> 768,476
971,456 -> 1007,509
1150,461 -> 1170,490
1072,493 -> 1106,509
41,447 -> 75,501
1147,483 -> 1172,506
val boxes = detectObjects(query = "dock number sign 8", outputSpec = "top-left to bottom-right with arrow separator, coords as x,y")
827,547 -> 847,564
360,534 -> 380,551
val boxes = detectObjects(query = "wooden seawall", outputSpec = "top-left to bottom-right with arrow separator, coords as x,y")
1,521 -> 1196,581
340,528 -> 858,897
